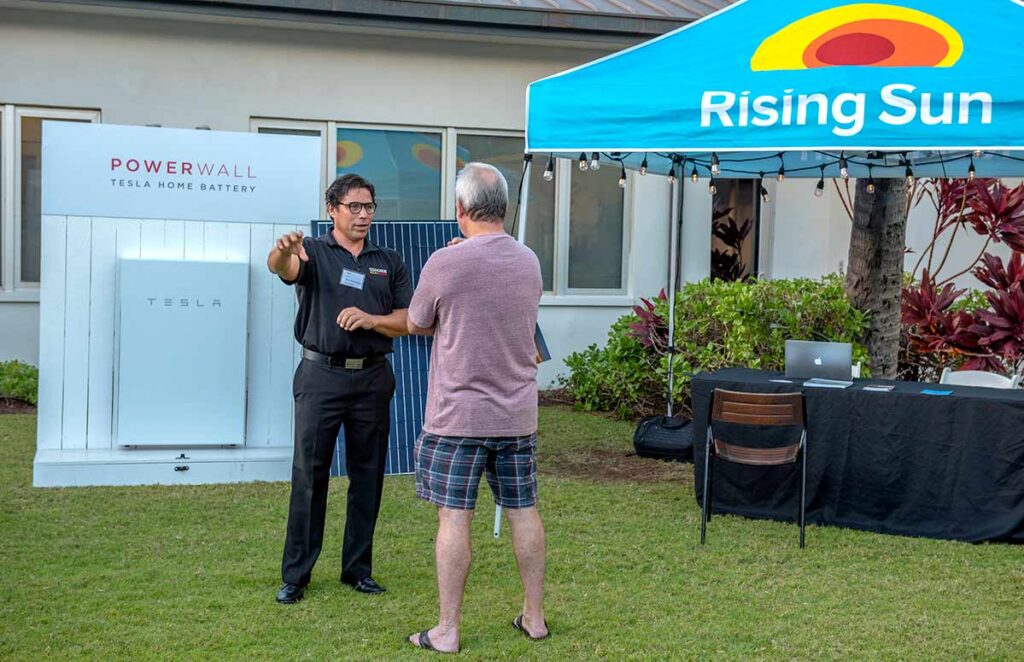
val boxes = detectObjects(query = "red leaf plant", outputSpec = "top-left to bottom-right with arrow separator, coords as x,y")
628,289 -> 668,349
969,284 -> 1024,370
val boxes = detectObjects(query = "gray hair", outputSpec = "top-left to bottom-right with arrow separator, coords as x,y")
455,162 -> 508,222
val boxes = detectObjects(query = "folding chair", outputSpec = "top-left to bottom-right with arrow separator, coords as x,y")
701,388 -> 809,548
939,367 -> 1021,389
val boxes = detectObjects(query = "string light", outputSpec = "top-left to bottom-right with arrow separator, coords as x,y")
973,149 -> 983,158
578,153 -> 588,172
968,156 -> 976,181
776,154 -> 785,182
815,170 -> 825,198
905,163 -> 915,187
618,164 -> 627,189
666,161 -> 677,184
866,166 -> 876,194
690,164 -> 699,183
711,152 -> 721,176
639,157 -> 648,177
542,157 -> 554,182
589,152 -> 601,171
839,152 -> 850,180
709,177 -> 718,196
758,173 -> 770,203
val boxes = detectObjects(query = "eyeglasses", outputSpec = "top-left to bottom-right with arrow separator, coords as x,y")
339,201 -> 377,214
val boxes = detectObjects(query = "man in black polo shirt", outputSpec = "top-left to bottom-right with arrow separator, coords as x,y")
267,173 -> 413,604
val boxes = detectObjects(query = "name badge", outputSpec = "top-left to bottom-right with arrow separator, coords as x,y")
340,269 -> 365,290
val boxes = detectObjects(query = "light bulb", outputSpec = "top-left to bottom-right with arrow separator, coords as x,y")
711,152 -> 721,176
777,167 -> 785,183
709,179 -> 717,196
690,166 -> 699,183
815,178 -> 825,197
618,168 -> 627,189
639,158 -> 648,177
578,153 -> 588,172
667,165 -> 677,184
542,158 -> 554,182
968,158 -> 976,181
760,184 -> 770,203
905,166 -> 914,187
973,149 -> 983,158
866,180 -> 876,194
589,152 -> 600,171
839,154 -> 849,180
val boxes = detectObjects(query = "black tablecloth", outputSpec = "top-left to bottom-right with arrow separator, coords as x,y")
692,368 -> 1024,542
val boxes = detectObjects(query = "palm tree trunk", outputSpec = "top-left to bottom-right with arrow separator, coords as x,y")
845,178 -> 908,379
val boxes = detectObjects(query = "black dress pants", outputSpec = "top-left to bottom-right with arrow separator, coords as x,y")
281,357 -> 395,586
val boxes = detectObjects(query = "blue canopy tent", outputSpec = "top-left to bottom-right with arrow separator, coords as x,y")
511,0 -> 1024,424
524,0 -> 1024,182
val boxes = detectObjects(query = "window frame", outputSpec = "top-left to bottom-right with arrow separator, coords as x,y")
250,118 -> 633,297
0,105 -> 100,300
250,117 -> 329,197
560,158 -> 633,297
332,120 -> 449,220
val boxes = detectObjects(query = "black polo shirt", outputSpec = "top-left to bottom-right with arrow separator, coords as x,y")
282,231 -> 413,357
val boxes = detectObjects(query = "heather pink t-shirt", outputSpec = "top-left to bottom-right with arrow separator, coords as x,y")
408,233 -> 542,437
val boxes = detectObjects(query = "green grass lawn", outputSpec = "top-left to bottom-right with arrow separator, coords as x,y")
1,408 -> 1021,660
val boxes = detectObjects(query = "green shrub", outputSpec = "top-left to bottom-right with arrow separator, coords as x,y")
0,360 -> 39,406
562,275 -> 870,420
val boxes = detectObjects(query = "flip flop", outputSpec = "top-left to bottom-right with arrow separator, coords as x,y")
512,614 -> 550,641
407,630 -> 459,654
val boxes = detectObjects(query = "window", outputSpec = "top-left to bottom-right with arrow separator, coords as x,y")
568,166 -> 626,291
337,127 -> 443,220
251,118 -> 629,296
456,133 -> 555,291
711,179 -> 759,281
252,118 -> 327,209
0,106 -> 99,295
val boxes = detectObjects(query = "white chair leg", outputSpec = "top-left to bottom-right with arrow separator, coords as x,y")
493,505 -> 503,538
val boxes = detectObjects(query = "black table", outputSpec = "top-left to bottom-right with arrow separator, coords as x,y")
691,368 -> 1024,543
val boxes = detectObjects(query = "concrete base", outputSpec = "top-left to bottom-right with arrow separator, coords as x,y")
33,446 -> 292,487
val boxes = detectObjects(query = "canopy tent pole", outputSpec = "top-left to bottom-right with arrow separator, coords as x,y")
516,156 -> 532,244
666,167 -> 680,418
496,154 -> 534,539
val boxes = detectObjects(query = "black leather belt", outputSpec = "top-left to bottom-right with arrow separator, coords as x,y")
302,348 -> 386,370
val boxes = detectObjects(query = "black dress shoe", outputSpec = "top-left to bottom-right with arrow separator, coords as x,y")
342,576 -> 386,594
276,582 -> 306,604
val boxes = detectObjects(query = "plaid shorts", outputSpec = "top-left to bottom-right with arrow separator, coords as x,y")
415,431 -> 538,510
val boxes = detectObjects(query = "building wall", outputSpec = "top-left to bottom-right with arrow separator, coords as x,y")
2,7 -> 1016,386
0,7 -> 674,387
764,179 -> 1016,290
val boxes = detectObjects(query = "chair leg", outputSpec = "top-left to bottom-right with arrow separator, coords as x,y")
706,452 -> 714,523
701,432 -> 712,545
799,433 -> 807,549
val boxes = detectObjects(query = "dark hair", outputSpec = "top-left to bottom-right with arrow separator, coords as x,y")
325,174 -> 375,208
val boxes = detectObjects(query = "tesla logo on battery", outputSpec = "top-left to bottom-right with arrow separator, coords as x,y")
146,298 -> 223,308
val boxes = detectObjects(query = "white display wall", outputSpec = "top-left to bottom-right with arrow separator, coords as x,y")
35,123 -> 319,486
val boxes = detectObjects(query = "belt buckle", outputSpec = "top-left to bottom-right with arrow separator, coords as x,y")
344,358 -> 364,370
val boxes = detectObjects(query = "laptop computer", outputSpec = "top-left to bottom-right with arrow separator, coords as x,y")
785,340 -> 853,380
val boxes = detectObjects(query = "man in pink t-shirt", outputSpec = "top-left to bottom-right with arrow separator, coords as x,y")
405,163 -> 548,654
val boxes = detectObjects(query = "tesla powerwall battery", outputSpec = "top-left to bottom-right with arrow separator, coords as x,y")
115,259 -> 249,446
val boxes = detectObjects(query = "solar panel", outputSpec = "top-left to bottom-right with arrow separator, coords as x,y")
310,220 -> 460,476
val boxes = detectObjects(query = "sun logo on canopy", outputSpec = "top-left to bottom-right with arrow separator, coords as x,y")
751,3 -> 963,71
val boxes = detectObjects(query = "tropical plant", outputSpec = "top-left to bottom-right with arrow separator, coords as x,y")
900,179 -> 1024,380
563,276 -> 869,419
